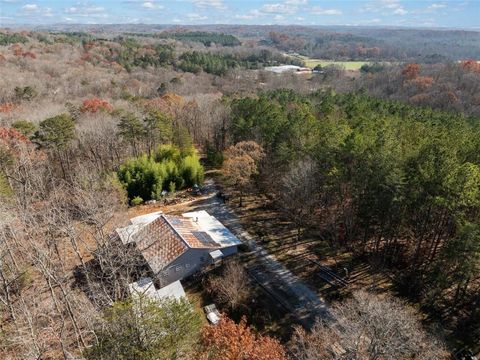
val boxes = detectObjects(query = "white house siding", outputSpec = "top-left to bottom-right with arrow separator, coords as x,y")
155,245 -> 239,287
157,248 -> 211,286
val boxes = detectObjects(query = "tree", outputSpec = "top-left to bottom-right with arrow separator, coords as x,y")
197,316 -> 288,360
80,97 -> 114,113
35,114 -> 75,151
290,291 -> 447,360
143,110 -> 172,156
86,297 -> 201,360
207,259 -> 250,312
117,112 -> 145,157
222,141 -> 264,207
280,159 -> 319,241
35,114 -> 75,179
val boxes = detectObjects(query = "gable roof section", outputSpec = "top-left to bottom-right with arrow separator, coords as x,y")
164,214 -> 220,249
182,210 -> 242,248
134,215 -> 188,274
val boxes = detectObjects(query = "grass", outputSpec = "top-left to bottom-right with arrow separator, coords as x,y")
290,54 -> 371,70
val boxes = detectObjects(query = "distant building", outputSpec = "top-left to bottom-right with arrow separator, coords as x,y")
113,210 -> 241,288
264,65 -> 312,74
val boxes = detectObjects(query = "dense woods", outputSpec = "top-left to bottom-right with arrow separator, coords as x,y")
0,25 -> 479,359
226,89 -> 480,346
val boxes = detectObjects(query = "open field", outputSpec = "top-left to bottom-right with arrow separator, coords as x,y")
289,54 -> 371,70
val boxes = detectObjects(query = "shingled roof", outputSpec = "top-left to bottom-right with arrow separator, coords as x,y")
133,215 -> 188,274
115,210 -> 241,275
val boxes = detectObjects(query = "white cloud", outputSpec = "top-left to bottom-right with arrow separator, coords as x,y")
260,3 -> 296,14
311,6 -> 342,15
274,14 -> 285,21
284,0 -> 308,4
234,9 -> 262,20
190,0 -> 226,11
65,5 -> 105,15
361,0 -> 407,15
186,13 -> 208,21
141,1 -> 163,9
22,4 -> 39,12
428,3 -> 446,9
43,7 -> 54,17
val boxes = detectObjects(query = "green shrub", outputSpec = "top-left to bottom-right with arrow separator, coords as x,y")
11,120 -> 37,137
118,145 -> 204,202
180,154 -> 204,187
131,196 -> 143,206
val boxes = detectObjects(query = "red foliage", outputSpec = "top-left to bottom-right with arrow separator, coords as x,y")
0,103 -> 16,113
22,51 -> 36,59
460,59 -> 480,73
80,97 -> 114,113
402,63 -> 420,80
0,128 -> 28,143
198,316 -> 288,360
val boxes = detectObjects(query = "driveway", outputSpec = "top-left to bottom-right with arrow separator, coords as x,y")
185,178 -> 333,327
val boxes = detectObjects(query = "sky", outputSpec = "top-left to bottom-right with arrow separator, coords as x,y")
0,0 -> 479,28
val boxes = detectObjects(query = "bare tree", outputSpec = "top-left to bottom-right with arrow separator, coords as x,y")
280,158 -> 319,241
291,291 -> 448,360
206,259 -> 250,311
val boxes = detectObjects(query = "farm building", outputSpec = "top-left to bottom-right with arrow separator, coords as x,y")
113,210 -> 241,288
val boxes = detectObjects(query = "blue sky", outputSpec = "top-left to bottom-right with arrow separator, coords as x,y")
0,0 -> 478,28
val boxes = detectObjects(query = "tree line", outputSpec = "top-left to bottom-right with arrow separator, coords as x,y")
223,89 -> 480,346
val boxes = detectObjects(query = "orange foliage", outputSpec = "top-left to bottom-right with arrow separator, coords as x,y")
0,128 -> 28,144
0,102 -> 16,113
80,98 -> 114,113
146,92 -> 185,116
0,54 -> 6,62
22,51 -> 36,59
402,63 -> 420,80
409,76 -> 434,90
13,47 -> 23,57
460,59 -> 480,73
198,317 -> 288,360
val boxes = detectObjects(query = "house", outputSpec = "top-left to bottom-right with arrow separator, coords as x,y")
113,210 -> 242,288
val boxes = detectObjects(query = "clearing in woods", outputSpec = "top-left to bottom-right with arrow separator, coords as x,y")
289,54 -> 372,70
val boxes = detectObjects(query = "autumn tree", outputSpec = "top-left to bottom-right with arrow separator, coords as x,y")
402,63 -> 420,80
197,316 -> 288,360
80,97 -> 114,113
222,141 -> 264,207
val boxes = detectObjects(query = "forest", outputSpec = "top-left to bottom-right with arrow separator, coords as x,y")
0,25 -> 479,359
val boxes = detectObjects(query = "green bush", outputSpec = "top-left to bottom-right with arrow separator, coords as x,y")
118,145 -> 204,201
131,196 -> 143,206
